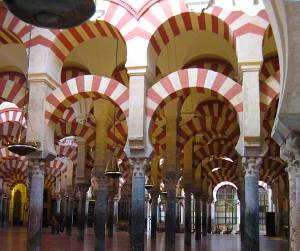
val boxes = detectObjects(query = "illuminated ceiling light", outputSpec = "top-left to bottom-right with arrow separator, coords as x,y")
3,0 -> 96,29
212,167 -> 221,173
159,158 -> 164,166
222,157 -> 234,162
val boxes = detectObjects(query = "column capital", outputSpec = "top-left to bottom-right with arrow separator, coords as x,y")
163,172 -> 179,191
242,156 -> 263,178
129,157 -> 148,177
91,169 -> 108,191
28,159 -> 46,176
149,188 -> 160,199
239,62 -> 262,73
281,134 -> 300,168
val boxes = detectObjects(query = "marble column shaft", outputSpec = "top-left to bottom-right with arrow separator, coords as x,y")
165,177 -> 177,251
66,194 -> 74,235
93,174 -> 108,251
77,184 -> 89,242
0,192 -> 3,227
184,191 -> 191,246
194,194 -> 202,240
202,198 -> 207,237
27,160 -> 45,251
243,157 -> 262,251
130,158 -> 147,251
207,202 -> 212,234
286,164 -> 300,251
107,198 -> 114,238
150,192 -> 159,239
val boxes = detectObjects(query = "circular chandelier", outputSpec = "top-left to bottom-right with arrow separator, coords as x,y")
3,0 -> 96,29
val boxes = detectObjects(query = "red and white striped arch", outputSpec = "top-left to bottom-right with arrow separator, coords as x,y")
260,56 -> 280,113
0,71 -> 27,108
55,121 -> 95,147
260,57 -> 280,82
47,20 -> 126,62
0,106 -> 26,144
61,66 -> 90,83
146,68 -> 242,131
0,158 -> 28,188
183,58 -> 236,80
112,64 -> 129,87
49,158 -> 69,177
0,5 -> 31,45
147,6 -> 269,61
45,75 -> 129,124
204,158 -> 238,185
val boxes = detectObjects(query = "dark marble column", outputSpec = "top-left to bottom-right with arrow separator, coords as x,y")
165,176 -> 178,251
150,191 -> 159,239
129,158 -> 147,251
27,159 -> 45,251
0,191 -> 3,227
107,198 -> 114,238
2,197 -> 9,227
77,183 -> 89,242
194,193 -> 202,240
202,197 -> 207,237
242,157 -> 262,251
207,200 -> 212,234
92,171 -> 108,251
66,191 -> 74,236
184,190 -> 191,246
239,179 -> 245,243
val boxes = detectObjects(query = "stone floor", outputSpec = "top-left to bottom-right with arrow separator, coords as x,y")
0,227 -> 288,251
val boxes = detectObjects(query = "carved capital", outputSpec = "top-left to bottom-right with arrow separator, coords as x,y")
28,159 -> 46,177
242,156 -> 263,178
281,134 -> 300,165
129,157 -> 148,178
163,171 -> 179,191
91,169 -> 108,191
76,183 -> 89,198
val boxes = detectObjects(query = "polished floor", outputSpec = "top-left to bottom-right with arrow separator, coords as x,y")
0,227 -> 288,251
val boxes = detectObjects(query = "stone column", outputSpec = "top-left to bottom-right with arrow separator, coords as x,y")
27,159 -> 45,251
2,196 -> 9,227
150,190 -> 159,239
164,175 -> 178,251
107,197 -> 114,238
286,166 -> 300,251
66,189 -> 74,236
280,136 -> 300,251
0,178 -> 3,227
202,197 -> 207,237
194,193 -> 202,240
92,171 -> 108,251
242,157 -> 263,251
184,189 -> 192,246
56,195 -> 61,214
129,158 -> 147,251
77,183 -> 89,241
0,190 -> 3,227
276,196 -> 285,238
207,199 -> 212,234
237,176 -> 245,242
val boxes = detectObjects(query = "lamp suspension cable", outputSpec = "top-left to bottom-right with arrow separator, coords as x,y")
7,26 -> 37,156
104,39 -> 122,179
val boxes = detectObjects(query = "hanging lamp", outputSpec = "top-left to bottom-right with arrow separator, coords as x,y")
7,28 -> 37,156
3,0 -> 96,29
145,176 -> 155,190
